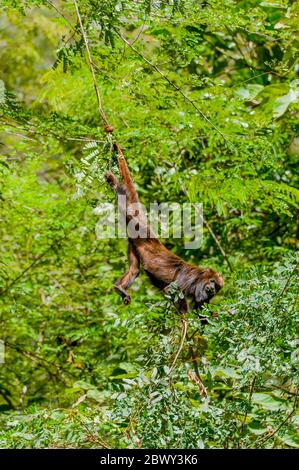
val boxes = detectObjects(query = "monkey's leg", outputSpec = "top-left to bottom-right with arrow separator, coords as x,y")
114,242 -> 140,305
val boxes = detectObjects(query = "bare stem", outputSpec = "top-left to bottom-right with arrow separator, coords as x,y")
203,218 -> 233,272
0,244 -> 54,297
168,318 -> 188,376
179,174 -> 233,272
73,0 -> 111,129
116,30 -> 230,144
239,376 -> 256,447
256,388 -> 298,448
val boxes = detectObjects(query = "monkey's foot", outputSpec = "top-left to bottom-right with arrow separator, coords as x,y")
105,172 -> 118,188
123,295 -> 131,305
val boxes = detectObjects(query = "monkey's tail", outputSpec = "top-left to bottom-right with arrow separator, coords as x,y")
114,144 -> 139,204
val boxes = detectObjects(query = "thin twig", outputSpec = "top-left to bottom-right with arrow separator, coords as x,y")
0,388 -> 16,409
73,0 -> 114,167
239,376 -> 256,445
4,341 -> 66,383
239,27 -> 282,42
256,388 -> 298,448
168,317 -> 187,376
0,244 -> 54,297
278,263 -> 298,299
187,340 -> 207,398
115,30 -> 230,143
179,174 -> 233,272
187,369 -> 207,398
80,421 -> 110,449
0,118 -> 105,144
203,218 -> 233,272
4,339 -> 78,380
45,0 -> 74,30
73,0 -> 110,128
1,130 -> 36,141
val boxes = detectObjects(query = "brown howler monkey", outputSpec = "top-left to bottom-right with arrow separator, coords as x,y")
105,145 -> 224,313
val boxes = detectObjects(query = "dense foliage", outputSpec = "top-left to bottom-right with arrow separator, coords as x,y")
0,0 -> 298,449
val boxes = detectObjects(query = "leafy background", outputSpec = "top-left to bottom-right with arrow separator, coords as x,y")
0,0 -> 298,448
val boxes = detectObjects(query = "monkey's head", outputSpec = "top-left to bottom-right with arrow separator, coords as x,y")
194,269 -> 224,308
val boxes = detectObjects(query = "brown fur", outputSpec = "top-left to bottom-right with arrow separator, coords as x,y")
105,145 -> 224,312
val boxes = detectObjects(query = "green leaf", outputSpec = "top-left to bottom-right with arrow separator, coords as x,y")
236,84 -> 264,100
277,432 -> 299,448
252,393 -> 290,411
273,80 -> 299,118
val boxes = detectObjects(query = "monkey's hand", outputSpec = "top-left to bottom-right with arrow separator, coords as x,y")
105,171 -> 118,189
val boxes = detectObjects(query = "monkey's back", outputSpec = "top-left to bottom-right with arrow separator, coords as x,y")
132,238 -> 184,286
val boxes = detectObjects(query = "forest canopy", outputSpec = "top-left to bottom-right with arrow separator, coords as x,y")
0,0 -> 298,449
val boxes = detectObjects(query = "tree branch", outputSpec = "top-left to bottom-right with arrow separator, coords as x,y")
168,317 -> 188,376
179,174 -> 233,272
0,244 -> 54,298
73,0 -> 111,129
239,375 -> 256,446
256,388 -> 298,448
115,30 -> 230,144
203,218 -> 233,272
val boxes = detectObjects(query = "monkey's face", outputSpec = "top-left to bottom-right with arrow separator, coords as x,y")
194,271 -> 224,308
